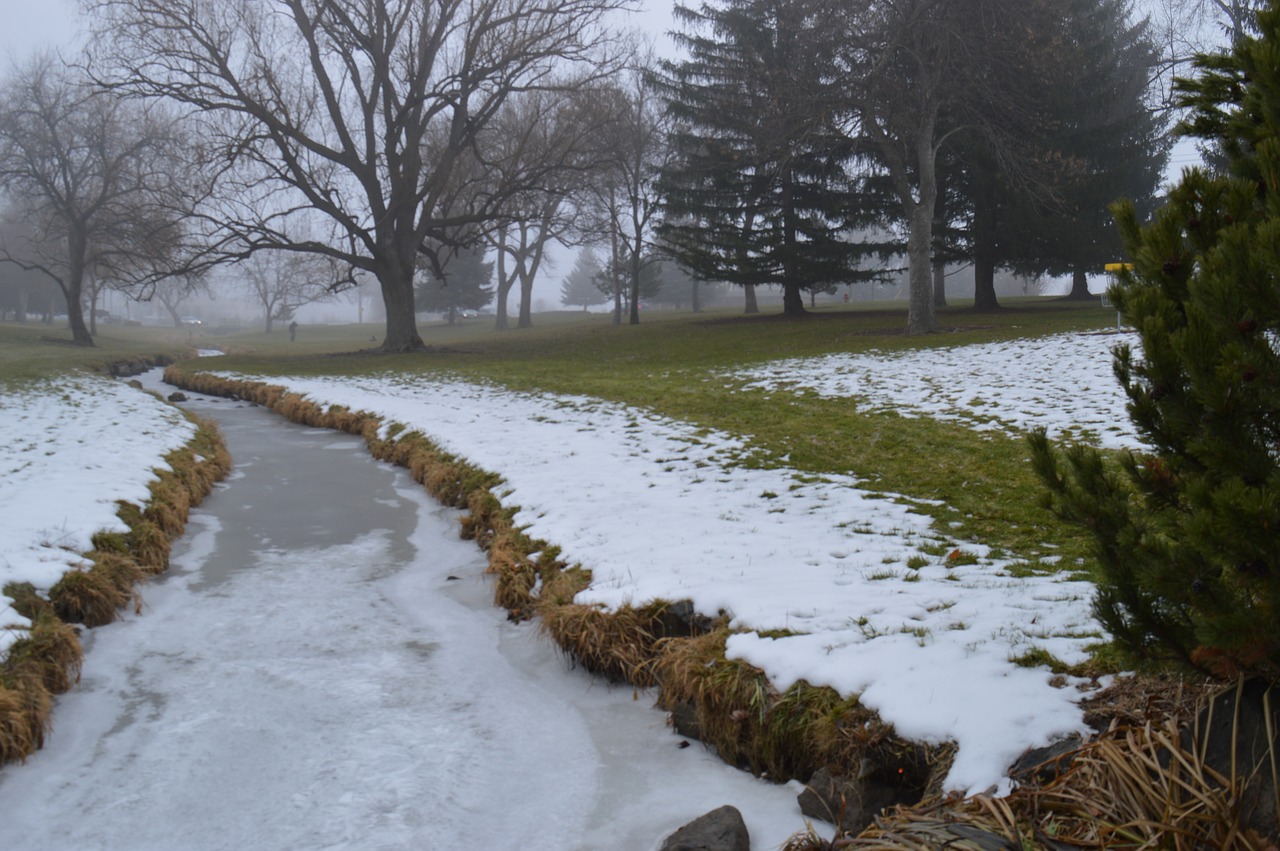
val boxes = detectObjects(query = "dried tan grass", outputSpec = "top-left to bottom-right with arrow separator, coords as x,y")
88,551 -> 145,612
489,544 -> 538,614
0,676 -> 48,764
829,683 -> 1279,850
4,612 -> 82,695
48,568 -> 124,627
541,602 -> 660,686
2,582 -> 52,621
1024,720 -> 1273,849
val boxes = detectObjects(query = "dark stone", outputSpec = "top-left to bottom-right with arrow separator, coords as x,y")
654,599 -> 715,639
1183,679 -> 1280,839
797,766 -> 897,837
167,392 -> 188,402
659,805 -> 749,851
1010,736 -> 1083,785
669,700 -> 703,740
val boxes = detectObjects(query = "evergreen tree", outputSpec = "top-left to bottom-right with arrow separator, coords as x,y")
997,0 -> 1169,303
594,252 -> 664,311
1031,3 -> 1280,677
415,244 -> 494,325
560,248 -> 609,311
655,0 -> 860,316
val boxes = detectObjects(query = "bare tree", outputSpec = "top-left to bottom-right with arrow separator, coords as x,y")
87,0 -> 631,352
469,86 -> 615,329
1146,0 -> 1265,108
150,273 -> 209,328
0,55 -> 186,346
239,250 -> 336,332
578,49 -> 673,325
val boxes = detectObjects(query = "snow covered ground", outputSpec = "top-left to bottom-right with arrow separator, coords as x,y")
0,330 -> 1131,804
724,330 -> 1142,450
0,375 -> 197,656
0,393 -> 815,850
202,331 -> 1127,796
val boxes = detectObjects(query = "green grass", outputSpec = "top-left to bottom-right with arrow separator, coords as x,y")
8,296 -> 1119,581
0,323 -> 198,387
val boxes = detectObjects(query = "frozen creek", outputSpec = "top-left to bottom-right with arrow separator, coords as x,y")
0,380 -> 809,850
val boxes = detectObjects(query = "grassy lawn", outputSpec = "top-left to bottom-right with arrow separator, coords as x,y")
160,296 -> 1119,575
0,322 -> 201,387
2,297 -> 1119,581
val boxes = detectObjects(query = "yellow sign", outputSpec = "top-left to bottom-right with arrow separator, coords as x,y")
1104,262 -> 1134,272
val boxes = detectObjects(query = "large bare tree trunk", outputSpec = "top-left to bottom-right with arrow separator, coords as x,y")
1064,266 -> 1093,300
62,233 -> 93,346
743,283 -> 759,315
374,254 -> 425,352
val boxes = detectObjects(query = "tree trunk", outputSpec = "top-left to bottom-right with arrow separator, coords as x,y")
495,283 -> 512,328
609,215 -> 623,327
743,283 -> 759,315
691,279 -> 701,313
517,232 -> 548,330
932,164 -> 948,307
16,287 -> 28,323
63,235 -> 94,346
88,280 -> 100,337
904,126 -> 937,336
518,271 -> 535,328
905,200 -> 935,335
628,250 -> 641,326
971,176 -> 1000,312
494,234 -> 513,331
780,165 -> 807,317
1064,266 -> 1093,300
374,258 -> 425,352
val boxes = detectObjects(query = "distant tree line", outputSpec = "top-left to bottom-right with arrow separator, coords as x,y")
0,0 -> 1249,345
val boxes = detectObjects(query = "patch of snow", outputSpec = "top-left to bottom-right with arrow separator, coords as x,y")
0,376 -> 196,656
724,331 -> 1143,449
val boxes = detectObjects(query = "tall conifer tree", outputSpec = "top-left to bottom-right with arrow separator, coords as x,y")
655,0 -> 859,316
1031,3 -> 1280,677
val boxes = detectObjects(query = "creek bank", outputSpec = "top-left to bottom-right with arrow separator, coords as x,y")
154,368 -> 1002,828
0,370 -> 230,765
0,379 -> 813,849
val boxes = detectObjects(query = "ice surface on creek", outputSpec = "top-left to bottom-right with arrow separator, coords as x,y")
212,356 -> 1107,796
0,395 -> 811,850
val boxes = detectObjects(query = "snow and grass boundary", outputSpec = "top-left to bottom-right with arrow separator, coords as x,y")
0,396 -> 230,765
164,366 -> 954,802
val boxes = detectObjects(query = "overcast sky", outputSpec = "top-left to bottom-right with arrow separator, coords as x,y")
0,1 -> 674,67
0,0 -> 82,65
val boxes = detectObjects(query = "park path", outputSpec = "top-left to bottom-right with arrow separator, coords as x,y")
0,379 -> 802,850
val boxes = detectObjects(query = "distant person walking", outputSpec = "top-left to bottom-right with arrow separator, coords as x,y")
289,320 -> 298,341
